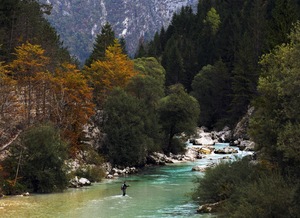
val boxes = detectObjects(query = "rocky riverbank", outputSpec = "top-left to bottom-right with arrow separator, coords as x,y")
99,123 -> 256,180
69,107 -> 256,185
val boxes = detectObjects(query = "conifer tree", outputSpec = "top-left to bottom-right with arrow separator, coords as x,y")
268,0 -> 299,48
161,37 -> 185,87
85,22 -> 115,66
119,36 -> 127,55
0,0 -> 71,65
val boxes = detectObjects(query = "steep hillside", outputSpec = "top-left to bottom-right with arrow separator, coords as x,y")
40,0 -> 197,63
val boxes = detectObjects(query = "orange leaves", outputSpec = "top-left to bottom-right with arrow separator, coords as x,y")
44,63 -> 95,147
2,43 -> 95,149
0,62 -> 21,123
8,42 -> 50,124
85,40 -> 138,104
10,42 -> 49,78
50,63 -> 95,145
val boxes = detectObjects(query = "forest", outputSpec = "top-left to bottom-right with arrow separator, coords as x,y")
1,0 -> 300,216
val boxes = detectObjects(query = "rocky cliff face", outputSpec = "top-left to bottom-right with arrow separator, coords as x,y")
41,0 -> 198,63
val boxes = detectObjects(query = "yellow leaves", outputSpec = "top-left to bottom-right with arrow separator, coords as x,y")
53,63 -> 94,119
2,43 -> 95,149
10,42 -> 49,77
7,42 -> 51,124
85,40 -> 138,104
50,63 -> 95,146
0,62 -> 22,124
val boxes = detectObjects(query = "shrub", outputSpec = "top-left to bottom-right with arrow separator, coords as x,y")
192,159 -> 256,204
3,123 -> 68,193
192,158 -> 297,217
2,180 -> 26,195
223,173 -> 294,218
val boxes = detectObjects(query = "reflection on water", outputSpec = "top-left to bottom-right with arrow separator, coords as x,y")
0,143 -> 250,218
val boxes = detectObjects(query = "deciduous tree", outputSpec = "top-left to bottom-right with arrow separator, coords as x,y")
250,22 -> 300,176
0,62 -> 20,124
191,60 -> 231,129
158,84 -> 200,153
50,63 -> 94,149
103,88 -> 148,166
85,40 -> 137,105
4,123 -> 68,193
126,57 -> 166,151
9,42 -> 49,125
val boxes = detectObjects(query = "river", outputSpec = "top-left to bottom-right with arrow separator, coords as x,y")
0,143 -> 252,218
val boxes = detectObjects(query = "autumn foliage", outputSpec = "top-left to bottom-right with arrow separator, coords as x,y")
9,42 -> 50,124
1,42 -> 94,149
50,63 -> 95,148
0,62 -> 20,124
85,40 -> 138,105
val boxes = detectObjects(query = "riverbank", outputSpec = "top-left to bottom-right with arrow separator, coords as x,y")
0,142 -> 252,218
0,123 -> 255,217
101,125 -> 255,180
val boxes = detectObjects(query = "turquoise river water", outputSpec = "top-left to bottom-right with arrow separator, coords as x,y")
0,143 -> 252,218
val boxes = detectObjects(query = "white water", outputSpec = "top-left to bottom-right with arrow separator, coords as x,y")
0,143 -> 252,218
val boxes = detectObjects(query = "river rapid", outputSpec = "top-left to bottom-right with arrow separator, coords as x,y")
0,143 -> 252,218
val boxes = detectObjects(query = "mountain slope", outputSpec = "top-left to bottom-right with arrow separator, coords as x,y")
41,0 -> 197,63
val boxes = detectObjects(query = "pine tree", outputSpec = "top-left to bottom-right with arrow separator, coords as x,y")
161,37 -> 185,87
85,22 -> 115,66
119,36 -> 127,55
268,0 -> 299,48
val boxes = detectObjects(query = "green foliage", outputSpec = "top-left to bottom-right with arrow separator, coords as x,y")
127,57 -> 166,152
141,0 -> 300,128
250,22 -> 300,172
133,57 -> 165,83
158,84 -> 200,153
85,22 -> 115,66
4,123 -> 68,193
277,122 -> 300,166
224,172 -> 294,218
102,57 -> 166,166
203,7 -> 221,35
268,0 -> 300,48
0,0 -> 19,60
192,159 -> 257,204
119,37 -> 127,55
131,57 -> 165,104
161,37 -> 185,88
0,0 -> 72,64
2,180 -> 26,195
135,43 -> 147,58
103,88 -> 148,166
157,6 -> 199,92
192,159 -> 298,217
83,148 -> 104,166
228,32 -> 260,126
191,60 -> 231,129
291,184 -> 300,216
